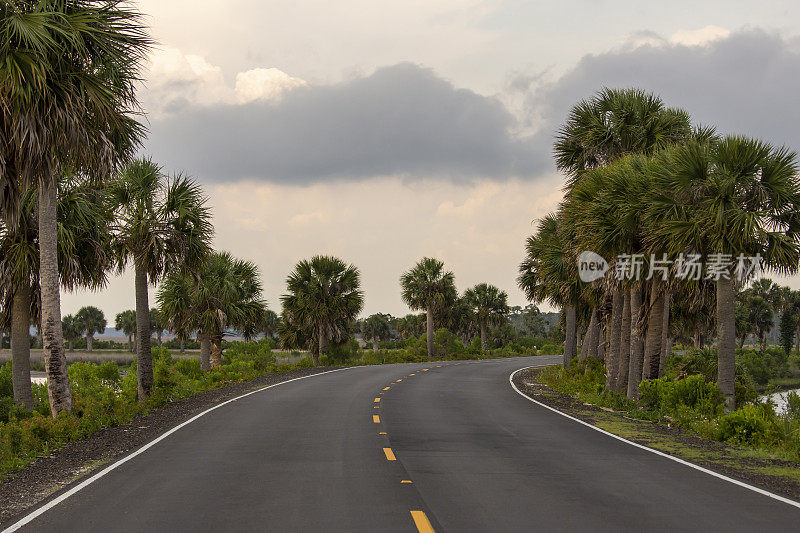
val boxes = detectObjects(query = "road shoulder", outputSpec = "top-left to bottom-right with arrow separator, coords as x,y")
512,367 -> 800,502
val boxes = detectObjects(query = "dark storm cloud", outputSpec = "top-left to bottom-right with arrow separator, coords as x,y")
531,29 -> 800,149
145,63 -> 546,184
146,30 -> 800,185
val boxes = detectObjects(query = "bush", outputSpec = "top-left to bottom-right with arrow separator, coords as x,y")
539,344 -> 563,355
639,375 -> 723,419
716,404 -> 781,447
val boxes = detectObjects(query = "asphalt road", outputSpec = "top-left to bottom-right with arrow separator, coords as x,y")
7,356 -> 800,532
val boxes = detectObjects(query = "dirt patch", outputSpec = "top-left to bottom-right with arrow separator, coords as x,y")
513,367 -> 800,502
0,366 -> 339,525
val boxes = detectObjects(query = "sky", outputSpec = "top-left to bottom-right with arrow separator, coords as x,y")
61,0 -> 800,322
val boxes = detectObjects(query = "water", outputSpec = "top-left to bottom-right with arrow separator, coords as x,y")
762,388 -> 800,415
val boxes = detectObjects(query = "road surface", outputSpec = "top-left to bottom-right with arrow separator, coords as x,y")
6,356 -> 800,532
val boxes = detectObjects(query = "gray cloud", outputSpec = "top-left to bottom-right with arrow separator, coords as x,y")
145,63 -> 546,184
531,29 -> 800,150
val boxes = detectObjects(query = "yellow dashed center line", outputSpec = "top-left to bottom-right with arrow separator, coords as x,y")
383,448 -> 396,461
396,379 -> 403,382
383,387 -> 390,390
379,432 -> 387,435
409,373 -> 416,376
374,405 -> 380,409
401,480 -> 413,484
373,415 -> 380,423
410,510 -> 434,532
374,397 -> 381,403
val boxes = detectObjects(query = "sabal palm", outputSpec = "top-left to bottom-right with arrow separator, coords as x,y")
61,315 -> 80,352
262,309 -> 279,340
75,306 -> 106,352
518,214 -> 582,367
0,174 -> 112,409
0,0 -> 151,416
648,136 -> 800,409
115,310 -> 137,352
554,87 -> 691,189
281,255 -> 364,365
362,313 -> 392,352
400,258 -> 457,358
463,283 -> 510,352
112,158 -> 213,399
158,252 -> 266,368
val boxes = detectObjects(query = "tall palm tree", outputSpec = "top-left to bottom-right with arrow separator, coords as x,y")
0,175 -> 112,409
649,136 -> 800,410
149,308 -> 165,347
518,215 -> 583,367
554,87 -> 692,190
362,313 -> 392,352
262,309 -> 280,340
115,310 -> 137,352
0,0 -> 151,416
463,283 -> 510,352
61,315 -> 80,352
158,252 -> 266,368
112,158 -> 213,400
400,258 -> 457,359
281,256 -> 364,365
75,306 -> 106,352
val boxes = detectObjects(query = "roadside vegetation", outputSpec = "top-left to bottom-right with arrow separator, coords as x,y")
537,349 -> 800,461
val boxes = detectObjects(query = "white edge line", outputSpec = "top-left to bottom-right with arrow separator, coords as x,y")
3,367 -> 357,532
509,365 -> 800,511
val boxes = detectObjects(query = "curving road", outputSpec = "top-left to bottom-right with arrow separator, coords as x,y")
5,356 -> 800,532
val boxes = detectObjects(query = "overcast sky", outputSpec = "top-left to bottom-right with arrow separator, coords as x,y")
62,0 -> 800,322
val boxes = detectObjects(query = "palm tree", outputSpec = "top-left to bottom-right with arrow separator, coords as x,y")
554,87 -> 692,190
158,252 -> 266,368
400,258 -> 457,358
115,310 -> 137,352
61,315 -> 80,352
362,313 -> 392,352
75,306 -> 106,352
112,158 -> 213,400
150,308 -> 165,347
281,256 -> 364,365
0,176 -> 112,409
649,136 -> 800,410
463,283 -> 510,352
518,215 -> 583,367
262,309 -> 280,340
0,0 -> 151,416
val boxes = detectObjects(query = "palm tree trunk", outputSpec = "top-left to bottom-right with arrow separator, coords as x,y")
739,334 -> 746,350
616,290 -> 631,394
659,289 -> 671,377
315,323 -> 326,366
795,323 -> 800,352
87,334 -> 93,352
563,305 -> 577,367
580,310 -> 597,360
627,284 -> 645,400
480,323 -> 487,352
199,333 -> 210,369
210,333 -> 223,368
180,338 -> 185,354
606,289 -> 623,389
597,323 -> 605,360
134,264 -> 153,401
642,278 -> 665,381
373,337 -> 379,352
127,334 -> 133,353
717,277 -> 736,411
11,283 -> 34,410
38,179 -> 72,416
426,308 -> 434,359
68,339 -> 74,352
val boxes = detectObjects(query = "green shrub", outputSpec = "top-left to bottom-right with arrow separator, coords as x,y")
540,344 -> 563,355
639,375 -> 723,419
716,404 -> 781,447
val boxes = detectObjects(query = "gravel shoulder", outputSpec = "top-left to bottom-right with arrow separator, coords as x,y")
512,367 -> 800,502
0,366 -> 339,525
